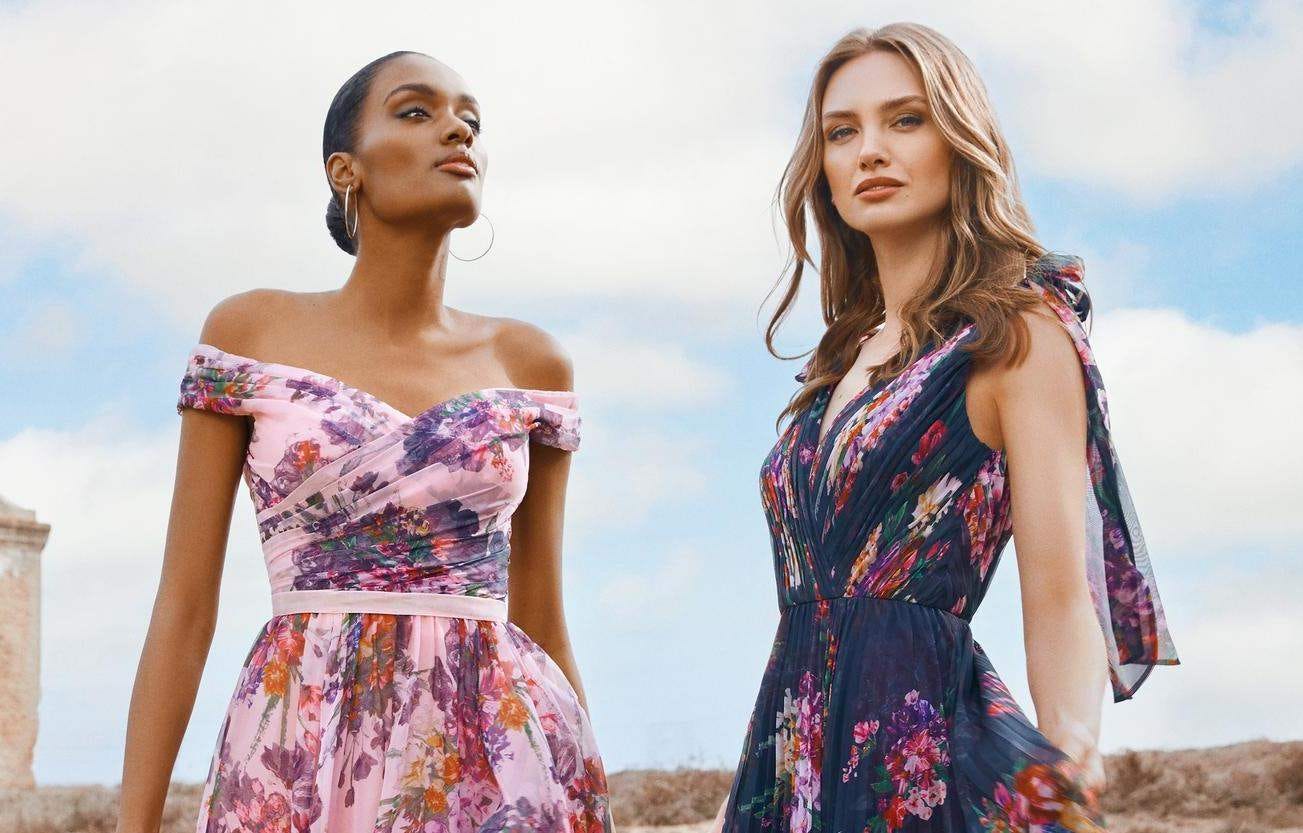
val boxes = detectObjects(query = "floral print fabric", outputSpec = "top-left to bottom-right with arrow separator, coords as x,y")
177,344 -> 611,833
724,253 -> 1178,832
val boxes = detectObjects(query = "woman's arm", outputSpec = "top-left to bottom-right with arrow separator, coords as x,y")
115,311 -> 250,833
994,304 -> 1109,795
502,323 -> 591,712
509,441 -> 590,711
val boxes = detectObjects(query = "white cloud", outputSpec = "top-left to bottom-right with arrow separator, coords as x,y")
567,322 -> 735,408
6,0 -> 1296,324
1109,561 -> 1303,749
3,300 -> 83,357
566,424 -> 711,534
943,0 -> 1303,204
1088,305 -> 1303,552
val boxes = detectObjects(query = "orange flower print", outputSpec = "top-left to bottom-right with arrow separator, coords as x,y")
498,693 -> 530,730
441,752 -> 462,782
262,660 -> 289,698
424,785 -> 448,814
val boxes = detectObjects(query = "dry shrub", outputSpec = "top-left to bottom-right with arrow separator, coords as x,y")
1269,743 -> 1303,805
1102,749 -> 1191,817
608,768 -> 734,827
0,782 -> 202,833
1107,750 -> 1158,803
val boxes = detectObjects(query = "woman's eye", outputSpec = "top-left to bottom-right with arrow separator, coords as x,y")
399,106 -> 481,135
828,126 -> 852,141
895,113 -> 923,127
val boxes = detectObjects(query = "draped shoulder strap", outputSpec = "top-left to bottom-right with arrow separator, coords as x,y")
525,389 -> 582,452
1022,252 -> 1179,702
176,343 -> 272,416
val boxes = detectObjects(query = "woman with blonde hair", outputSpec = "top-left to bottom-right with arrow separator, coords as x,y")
711,23 -> 1177,832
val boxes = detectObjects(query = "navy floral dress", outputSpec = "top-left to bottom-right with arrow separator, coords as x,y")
722,252 -> 1179,832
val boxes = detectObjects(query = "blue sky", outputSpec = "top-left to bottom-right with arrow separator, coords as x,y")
1,0 -> 1300,786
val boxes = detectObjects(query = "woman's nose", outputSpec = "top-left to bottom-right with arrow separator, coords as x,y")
445,117 -> 473,145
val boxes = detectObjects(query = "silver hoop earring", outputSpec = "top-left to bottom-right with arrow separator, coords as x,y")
343,183 -> 359,239
450,212 -> 495,262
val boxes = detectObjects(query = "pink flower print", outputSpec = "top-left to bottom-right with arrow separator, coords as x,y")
992,781 -> 1030,827
774,670 -> 824,829
853,719 -> 878,744
904,786 -> 933,820
841,744 -> 860,783
899,728 -> 942,782
798,443 -> 814,465
927,778 -> 946,805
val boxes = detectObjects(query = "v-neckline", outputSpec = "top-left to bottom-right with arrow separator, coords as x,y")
814,371 -> 887,448
813,323 -> 893,447
192,342 -> 566,423
804,332 -> 948,495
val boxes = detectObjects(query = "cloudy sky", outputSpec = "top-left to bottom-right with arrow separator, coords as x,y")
1,0 -> 1300,786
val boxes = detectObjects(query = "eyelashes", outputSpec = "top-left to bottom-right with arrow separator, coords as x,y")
399,105 -> 482,135
826,114 -> 923,141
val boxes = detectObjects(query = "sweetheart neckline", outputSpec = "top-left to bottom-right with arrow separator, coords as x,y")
190,342 -> 577,423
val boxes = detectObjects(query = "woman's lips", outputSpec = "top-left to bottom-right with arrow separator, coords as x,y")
436,161 -> 477,177
856,183 -> 901,201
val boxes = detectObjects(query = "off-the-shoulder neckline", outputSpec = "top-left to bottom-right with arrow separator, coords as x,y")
189,342 -> 578,422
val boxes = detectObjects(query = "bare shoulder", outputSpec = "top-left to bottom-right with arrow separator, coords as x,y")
197,288 -> 323,355
490,316 -> 575,391
993,298 -> 1085,407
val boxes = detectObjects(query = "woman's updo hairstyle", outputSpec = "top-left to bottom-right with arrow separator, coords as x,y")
323,50 -> 427,255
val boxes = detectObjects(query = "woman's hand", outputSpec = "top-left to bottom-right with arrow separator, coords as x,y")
1079,741 -> 1107,796
1049,718 -> 1107,807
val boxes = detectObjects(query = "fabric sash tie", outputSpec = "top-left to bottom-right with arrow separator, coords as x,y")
270,589 -> 508,620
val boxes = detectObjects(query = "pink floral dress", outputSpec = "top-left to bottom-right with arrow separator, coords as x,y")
176,344 -> 612,833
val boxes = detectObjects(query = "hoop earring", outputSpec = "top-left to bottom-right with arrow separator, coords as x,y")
343,183 -> 359,239
450,212 -> 494,262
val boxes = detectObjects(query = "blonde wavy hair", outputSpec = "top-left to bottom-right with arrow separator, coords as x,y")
766,22 -> 1059,429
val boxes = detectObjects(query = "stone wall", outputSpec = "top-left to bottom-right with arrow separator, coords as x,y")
0,496 -> 50,789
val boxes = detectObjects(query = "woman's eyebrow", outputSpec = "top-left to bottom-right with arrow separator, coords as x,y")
822,93 -> 927,121
383,82 -> 479,109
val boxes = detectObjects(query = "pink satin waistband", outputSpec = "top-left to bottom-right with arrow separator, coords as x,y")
270,589 -> 508,621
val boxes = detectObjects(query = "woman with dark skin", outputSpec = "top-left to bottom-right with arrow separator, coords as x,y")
116,51 -> 612,832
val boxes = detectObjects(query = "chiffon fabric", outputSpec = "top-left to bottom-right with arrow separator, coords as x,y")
176,344 -> 612,833
722,252 -> 1178,832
